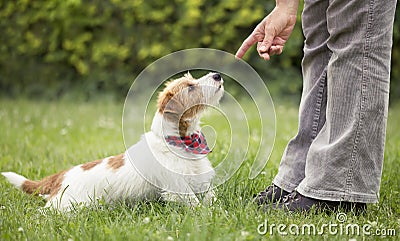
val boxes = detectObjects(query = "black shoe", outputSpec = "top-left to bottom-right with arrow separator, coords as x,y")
273,191 -> 367,214
253,184 -> 290,205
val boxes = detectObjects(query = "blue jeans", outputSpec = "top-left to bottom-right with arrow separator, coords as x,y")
273,0 -> 397,203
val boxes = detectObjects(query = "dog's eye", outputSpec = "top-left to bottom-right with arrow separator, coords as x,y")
188,84 -> 195,92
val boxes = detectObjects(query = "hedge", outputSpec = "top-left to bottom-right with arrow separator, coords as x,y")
0,0 -> 399,100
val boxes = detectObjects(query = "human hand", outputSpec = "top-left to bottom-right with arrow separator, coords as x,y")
235,2 -> 299,60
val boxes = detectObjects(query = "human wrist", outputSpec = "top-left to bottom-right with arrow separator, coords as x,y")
275,0 -> 299,15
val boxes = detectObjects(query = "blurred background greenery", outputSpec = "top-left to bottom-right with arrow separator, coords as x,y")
0,0 -> 399,101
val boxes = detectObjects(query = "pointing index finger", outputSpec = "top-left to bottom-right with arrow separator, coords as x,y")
235,35 -> 258,59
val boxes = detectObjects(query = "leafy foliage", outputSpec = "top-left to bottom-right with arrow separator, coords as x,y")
0,0 -> 399,100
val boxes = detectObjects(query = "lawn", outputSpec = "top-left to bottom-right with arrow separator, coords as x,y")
0,98 -> 399,240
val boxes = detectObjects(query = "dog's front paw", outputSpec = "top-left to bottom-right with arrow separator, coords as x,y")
160,191 -> 200,207
202,190 -> 217,206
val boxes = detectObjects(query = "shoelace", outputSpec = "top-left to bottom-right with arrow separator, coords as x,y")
283,191 -> 300,203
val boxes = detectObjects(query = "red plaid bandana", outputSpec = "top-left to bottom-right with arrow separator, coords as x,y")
165,131 -> 211,154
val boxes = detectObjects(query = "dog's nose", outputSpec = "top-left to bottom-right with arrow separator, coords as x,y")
212,73 -> 221,81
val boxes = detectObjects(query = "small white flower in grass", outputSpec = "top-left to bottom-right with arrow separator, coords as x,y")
0,205 -> 6,210
367,221 -> 378,228
18,227 -> 24,232
66,119 -> 73,127
261,171 -> 266,175
143,217 -> 150,224
60,128 -> 68,135
241,231 -> 249,237
167,236 -> 174,241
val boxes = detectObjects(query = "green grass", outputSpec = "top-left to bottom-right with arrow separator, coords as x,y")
0,98 -> 399,240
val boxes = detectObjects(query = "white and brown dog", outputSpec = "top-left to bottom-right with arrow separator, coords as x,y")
2,72 -> 224,211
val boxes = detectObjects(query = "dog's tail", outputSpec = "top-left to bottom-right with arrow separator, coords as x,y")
2,170 -> 68,198
2,172 -> 42,195
2,172 -> 28,189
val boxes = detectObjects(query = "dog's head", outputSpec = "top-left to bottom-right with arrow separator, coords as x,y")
156,72 -> 224,136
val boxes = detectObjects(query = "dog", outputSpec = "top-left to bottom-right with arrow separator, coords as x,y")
2,72 -> 224,211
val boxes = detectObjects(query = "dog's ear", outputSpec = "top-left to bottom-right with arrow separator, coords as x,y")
158,91 -> 173,114
184,72 -> 193,79
158,91 -> 184,121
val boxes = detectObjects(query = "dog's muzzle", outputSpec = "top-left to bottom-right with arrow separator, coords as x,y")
212,73 -> 223,92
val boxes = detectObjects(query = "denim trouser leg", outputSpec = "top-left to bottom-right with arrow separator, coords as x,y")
274,0 -> 397,203
273,0 -> 331,192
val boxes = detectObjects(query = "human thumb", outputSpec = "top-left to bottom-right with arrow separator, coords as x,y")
258,34 -> 274,53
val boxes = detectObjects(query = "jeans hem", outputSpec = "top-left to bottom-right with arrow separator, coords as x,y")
272,175 -> 298,193
297,185 -> 378,203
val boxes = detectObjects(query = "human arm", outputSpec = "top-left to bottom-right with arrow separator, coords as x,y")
235,0 -> 300,60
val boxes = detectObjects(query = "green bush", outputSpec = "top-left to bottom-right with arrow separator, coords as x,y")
0,0 -> 398,100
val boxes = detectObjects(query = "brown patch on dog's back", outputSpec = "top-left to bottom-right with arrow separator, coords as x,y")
81,159 -> 102,171
107,154 -> 125,171
21,169 -> 69,199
